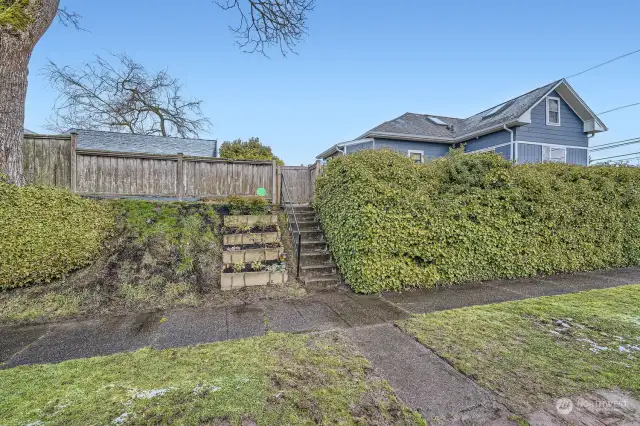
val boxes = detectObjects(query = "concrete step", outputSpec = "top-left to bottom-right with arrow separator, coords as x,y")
300,240 -> 328,251
300,251 -> 332,265
303,275 -> 341,288
297,221 -> 320,231
300,263 -> 336,278
293,206 -> 314,214
299,230 -> 324,241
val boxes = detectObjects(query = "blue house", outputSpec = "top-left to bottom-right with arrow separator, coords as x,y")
316,79 -> 607,165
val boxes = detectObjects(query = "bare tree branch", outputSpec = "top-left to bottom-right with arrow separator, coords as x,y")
43,53 -> 211,138
215,0 -> 315,57
56,6 -> 83,30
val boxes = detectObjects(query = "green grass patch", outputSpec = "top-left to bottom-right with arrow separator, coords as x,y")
0,332 -> 423,425
399,285 -> 640,412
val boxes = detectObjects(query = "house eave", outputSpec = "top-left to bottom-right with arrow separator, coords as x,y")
453,121 -> 526,143
519,79 -> 608,133
316,138 -> 374,159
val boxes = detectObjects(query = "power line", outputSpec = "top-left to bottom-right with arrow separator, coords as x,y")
597,102 -> 640,115
590,137 -> 640,152
565,48 -> 640,79
590,150 -> 640,163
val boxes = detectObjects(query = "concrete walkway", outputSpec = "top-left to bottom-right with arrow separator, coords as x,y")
2,267 -> 639,370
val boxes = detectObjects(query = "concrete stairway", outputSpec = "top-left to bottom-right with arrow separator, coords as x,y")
291,205 -> 341,287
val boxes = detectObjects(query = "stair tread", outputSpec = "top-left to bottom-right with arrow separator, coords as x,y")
304,276 -> 340,283
301,263 -> 336,270
300,251 -> 330,256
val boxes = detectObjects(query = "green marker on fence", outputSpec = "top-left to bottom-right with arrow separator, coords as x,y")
256,187 -> 267,197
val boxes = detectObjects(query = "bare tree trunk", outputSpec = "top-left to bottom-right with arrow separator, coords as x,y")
0,41 -> 31,185
0,0 -> 60,185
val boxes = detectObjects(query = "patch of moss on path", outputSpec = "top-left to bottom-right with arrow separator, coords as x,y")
398,285 -> 640,413
0,332 -> 424,426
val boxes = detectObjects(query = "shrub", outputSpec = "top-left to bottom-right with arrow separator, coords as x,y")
219,137 -> 284,165
314,149 -> 640,293
0,184 -> 115,290
226,195 -> 270,215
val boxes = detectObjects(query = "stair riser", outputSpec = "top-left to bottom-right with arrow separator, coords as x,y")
300,231 -> 324,241
300,242 -> 328,251
293,209 -> 315,215
304,278 -> 341,289
298,222 -> 320,231
293,213 -> 316,221
301,266 -> 337,278
300,253 -> 332,266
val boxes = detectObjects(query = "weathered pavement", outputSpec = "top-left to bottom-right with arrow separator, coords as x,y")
2,267 -> 640,424
3,267 -> 640,369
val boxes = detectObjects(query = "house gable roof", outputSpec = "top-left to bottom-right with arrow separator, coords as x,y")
70,129 -> 218,157
349,79 -> 606,147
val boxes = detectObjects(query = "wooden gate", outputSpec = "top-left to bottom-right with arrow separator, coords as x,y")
280,162 -> 322,204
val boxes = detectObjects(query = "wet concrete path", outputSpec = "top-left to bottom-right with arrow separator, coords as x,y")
2,267 -> 640,369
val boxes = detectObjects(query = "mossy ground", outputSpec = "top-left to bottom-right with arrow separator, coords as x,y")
399,285 -> 640,413
0,332 -> 424,426
0,199 -> 305,325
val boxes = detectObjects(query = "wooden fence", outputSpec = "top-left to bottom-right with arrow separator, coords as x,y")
23,134 -> 277,201
280,161 -> 322,204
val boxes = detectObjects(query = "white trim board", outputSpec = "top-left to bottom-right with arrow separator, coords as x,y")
516,140 -> 588,150
546,96 -> 561,126
407,149 -> 425,163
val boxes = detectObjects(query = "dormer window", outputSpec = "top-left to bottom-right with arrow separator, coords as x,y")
546,97 -> 561,126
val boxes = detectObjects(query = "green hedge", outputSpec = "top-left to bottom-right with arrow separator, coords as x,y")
314,149 -> 640,293
0,183 -> 115,290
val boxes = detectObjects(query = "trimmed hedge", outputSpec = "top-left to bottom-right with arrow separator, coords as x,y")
0,183 -> 115,290
314,149 -> 640,293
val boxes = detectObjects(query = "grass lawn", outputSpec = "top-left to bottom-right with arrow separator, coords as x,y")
399,285 -> 640,412
0,332 -> 423,426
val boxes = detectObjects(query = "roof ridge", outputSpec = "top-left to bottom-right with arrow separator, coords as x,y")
467,79 -> 562,119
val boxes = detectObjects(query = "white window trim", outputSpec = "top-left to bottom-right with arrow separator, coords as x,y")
542,145 -> 567,163
408,150 -> 425,163
546,96 -> 561,126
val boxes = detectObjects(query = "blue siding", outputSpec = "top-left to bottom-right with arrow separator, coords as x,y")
373,138 -> 451,160
461,130 -> 511,154
346,141 -> 374,153
518,143 -> 542,163
495,145 -> 512,160
567,148 -> 588,165
515,90 -> 588,147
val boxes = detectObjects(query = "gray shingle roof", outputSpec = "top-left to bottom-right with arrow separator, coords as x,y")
362,79 -> 562,142
71,129 -> 217,157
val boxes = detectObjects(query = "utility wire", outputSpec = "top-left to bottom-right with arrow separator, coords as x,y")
565,48 -> 640,79
590,150 -> 640,163
597,102 -> 640,115
590,137 -> 640,152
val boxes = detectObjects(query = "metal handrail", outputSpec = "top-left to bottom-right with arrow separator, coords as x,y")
280,174 -> 302,278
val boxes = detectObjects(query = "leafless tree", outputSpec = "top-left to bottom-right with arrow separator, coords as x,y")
216,0 -> 315,56
44,54 -> 211,138
0,1 -> 315,185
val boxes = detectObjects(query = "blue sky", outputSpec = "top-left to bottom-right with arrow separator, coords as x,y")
26,0 -> 640,165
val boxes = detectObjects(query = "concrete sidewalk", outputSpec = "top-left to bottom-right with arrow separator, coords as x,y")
2,267 -> 639,369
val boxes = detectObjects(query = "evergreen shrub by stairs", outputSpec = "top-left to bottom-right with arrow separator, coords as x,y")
314,149 -> 640,293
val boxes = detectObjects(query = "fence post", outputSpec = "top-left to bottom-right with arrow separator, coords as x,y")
70,132 -> 77,193
276,165 -> 282,205
271,159 -> 277,204
177,153 -> 184,201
